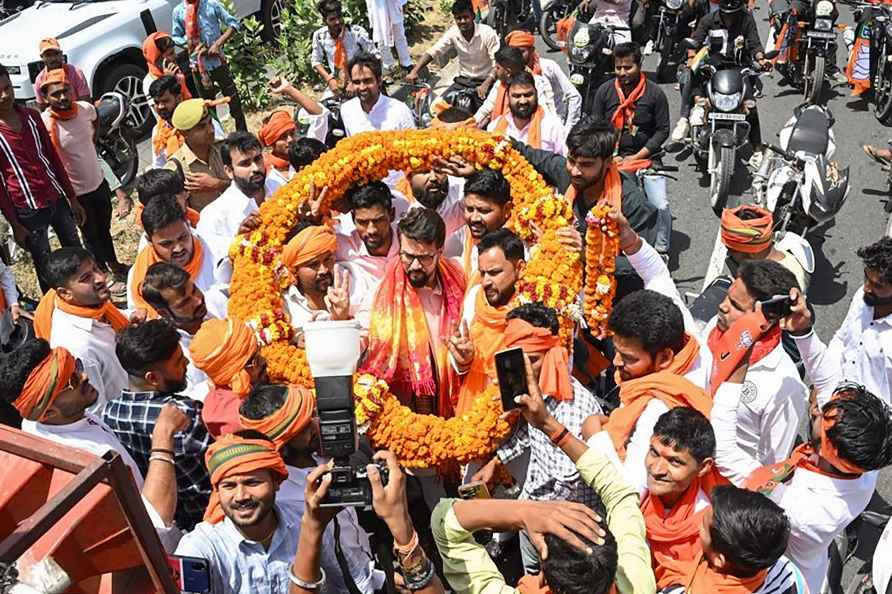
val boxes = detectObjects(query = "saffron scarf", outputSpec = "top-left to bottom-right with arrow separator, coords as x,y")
460,232 -> 481,287
456,288 -> 511,416
204,434 -> 289,524
13,347 -> 77,422
684,552 -> 768,594
129,236 -> 205,318
846,20 -> 872,97
281,225 -> 338,272
361,257 -> 467,417
153,118 -> 185,160
612,74 -> 646,136
605,334 -> 711,459
264,152 -> 291,174
33,290 -> 129,340
493,106 -> 546,149
43,68 -> 79,159
565,162 -> 623,211
239,385 -> 316,450
185,0 -> 202,47
517,572 -> 617,594
503,318 -> 573,402
706,311 -> 774,397
492,82 -> 510,119
707,323 -> 781,389
720,205 -> 774,254
142,32 -> 191,98
189,318 -> 258,397
333,27 -> 348,74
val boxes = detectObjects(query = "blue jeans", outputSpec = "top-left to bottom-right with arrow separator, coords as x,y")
642,174 -> 671,254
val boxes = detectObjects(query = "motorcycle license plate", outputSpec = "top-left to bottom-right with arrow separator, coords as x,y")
806,30 -> 836,39
709,112 -> 746,121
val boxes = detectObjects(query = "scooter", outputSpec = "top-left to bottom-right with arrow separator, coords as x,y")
95,91 -> 138,188
752,103 -> 850,236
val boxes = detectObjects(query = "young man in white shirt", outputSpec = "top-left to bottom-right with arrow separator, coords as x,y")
311,0 -> 377,96
717,362 -> 892,594
39,247 -> 130,412
335,181 -> 400,291
474,46 -> 557,128
340,52 -> 415,136
196,131 -> 278,265
487,71 -> 568,156
1,339 -> 186,550
785,236 -> 892,405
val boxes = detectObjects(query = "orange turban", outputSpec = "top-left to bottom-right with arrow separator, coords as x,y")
189,319 -> 257,397
40,68 -> 68,92
239,385 -> 316,450
503,318 -> 572,402
203,433 -> 289,523
281,225 -> 337,271
258,111 -> 296,147
13,347 -> 77,421
720,205 -> 774,254
506,30 -> 535,47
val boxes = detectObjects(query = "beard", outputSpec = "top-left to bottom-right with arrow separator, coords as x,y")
164,377 -> 188,395
408,270 -> 430,288
484,284 -> 514,308
313,272 -> 333,294
235,173 -> 266,195
510,103 -> 535,120
863,291 -> 892,307
415,185 -> 448,210
224,497 -> 274,528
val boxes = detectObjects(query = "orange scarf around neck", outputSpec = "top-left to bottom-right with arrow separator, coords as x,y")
685,553 -> 768,594
707,322 -> 781,393
493,106 -> 545,149
605,334 -> 710,459
129,237 -> 205,318
47,104 -> 80,159
360,257 -> 467,417
566,162 -> 622,211
492,81 -> 510,119
612,75 -> 646,135
456,287 -> 513,415
333,28 -> 348,74
185,0 -> 201,46
153,118 -> 185,158
264,152 -> 291,174
33,289 -> 129,340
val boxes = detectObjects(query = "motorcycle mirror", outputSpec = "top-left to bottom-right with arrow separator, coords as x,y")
764,49 -> 779,60
681,37 -> 698,50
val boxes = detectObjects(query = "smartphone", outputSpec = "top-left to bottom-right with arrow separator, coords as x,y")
458,480 -> 492,500
166,554 -> 211,593
759,294 -> 794,320
495,347 -> 528,411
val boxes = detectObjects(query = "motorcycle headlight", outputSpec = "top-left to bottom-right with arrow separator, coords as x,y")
712,91 -> 742,112
665,0 -> 683,10
573,28 -> 591,48
815,0 -> 834,17
814,17 -> 833,31
571,46 -> 592,61
570,72 -> 585,86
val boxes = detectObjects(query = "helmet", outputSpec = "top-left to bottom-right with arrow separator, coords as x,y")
720,0 -> 744,13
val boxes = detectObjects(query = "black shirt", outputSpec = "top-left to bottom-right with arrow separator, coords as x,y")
592,76 -> 670,157
692,10 -> 764,56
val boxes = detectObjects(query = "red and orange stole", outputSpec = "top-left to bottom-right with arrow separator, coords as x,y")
604,334 -> 710,459
361,257 -> 467,418
456,289 -> 511,416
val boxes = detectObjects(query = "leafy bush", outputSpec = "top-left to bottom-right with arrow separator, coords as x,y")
223,13 -> 273,111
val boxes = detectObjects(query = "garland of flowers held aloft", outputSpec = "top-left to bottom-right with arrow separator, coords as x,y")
228,128 -> 617,467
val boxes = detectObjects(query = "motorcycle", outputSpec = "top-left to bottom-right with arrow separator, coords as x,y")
682,32 -> 775,214
650,0 -> 691,82
488,0 -> 535,37
297,95 -> 347,150
752,103 -> 850,236
768,0 -> 839,105
566,19 -> 630,111
95,91 -> 138,189
540,0 -> 594,50
841,0 -> 892,123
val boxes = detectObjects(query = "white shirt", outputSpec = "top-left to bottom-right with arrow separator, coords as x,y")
406,176 -> 466,258
283,264 -> 372,333
335,221 -> 400,294
265,164 -> 293,191
474,74 -> 557,125
711,382 -> 877,594
195,178 -> 279,266
486,109 -> 568,155
24,413 -> 182,551
539,58 -> 583,128
425,23 -> 500,80
49,307 -> 129,413
793,287 -> 892,406
127,235 -> 221,313
340,93 -> 416,137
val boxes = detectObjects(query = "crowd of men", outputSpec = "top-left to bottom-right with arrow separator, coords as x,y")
1,0 -> 892,592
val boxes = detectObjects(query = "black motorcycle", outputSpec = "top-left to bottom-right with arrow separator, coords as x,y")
840,0 -> 892,122
566,19 -> 630,111
769,0 -> 839,104
488,0 -> 535,37
540,0 -> 595,50
95,92 -> 138,188
650,0 -> 692,81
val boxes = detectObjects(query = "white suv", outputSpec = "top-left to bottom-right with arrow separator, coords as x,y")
0,0 -> 284,135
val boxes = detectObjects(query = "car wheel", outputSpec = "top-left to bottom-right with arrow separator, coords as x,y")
98,62 -> 154,138
262,0 -> 286,42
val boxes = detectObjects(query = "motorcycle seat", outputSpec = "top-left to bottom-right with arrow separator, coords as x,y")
786,107 -> 830,155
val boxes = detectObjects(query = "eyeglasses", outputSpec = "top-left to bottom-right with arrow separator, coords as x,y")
399,251 -> 437,266
64,359 -> 85,392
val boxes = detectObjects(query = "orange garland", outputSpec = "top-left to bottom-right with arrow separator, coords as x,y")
228,128 -> 616,467
582,204 -> 620,336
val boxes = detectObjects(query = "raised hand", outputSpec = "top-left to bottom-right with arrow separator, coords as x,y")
447,319 -> 474,372
325,267 -> 351,321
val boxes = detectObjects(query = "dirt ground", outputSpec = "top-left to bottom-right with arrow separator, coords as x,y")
9,0 -> 452,303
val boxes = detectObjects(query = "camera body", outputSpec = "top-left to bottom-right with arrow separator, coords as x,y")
322,459 -> 390,508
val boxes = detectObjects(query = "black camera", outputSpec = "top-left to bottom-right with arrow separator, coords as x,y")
304,320 -> 387,508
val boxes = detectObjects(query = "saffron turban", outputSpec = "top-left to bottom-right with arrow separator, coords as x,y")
189,318 -> 257,397
239,385 -> 316,450
505,30 -> 536,47
720,205 -> 774,254
13,347 -> 77,421
503,318 -> 572,402
258,111 -> 296,147
203,434 -> 289,523
281,225 -> 337,271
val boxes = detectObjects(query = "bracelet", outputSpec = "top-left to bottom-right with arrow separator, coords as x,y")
549,424 -> 569,446
288,565 -> 326,590
402,556 -> 435,591
394,530 -> 419,557
150,447 -> 174,454
148,453 -> 175,465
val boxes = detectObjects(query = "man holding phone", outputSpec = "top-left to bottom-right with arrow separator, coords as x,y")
471,303 -> 603,575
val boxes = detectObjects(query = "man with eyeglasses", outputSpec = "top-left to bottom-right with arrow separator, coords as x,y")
0,339 -> 189,551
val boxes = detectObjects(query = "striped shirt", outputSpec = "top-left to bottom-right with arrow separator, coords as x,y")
0,106 -> 74,220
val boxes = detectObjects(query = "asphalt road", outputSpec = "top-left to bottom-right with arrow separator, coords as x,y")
537,5 -> 891,589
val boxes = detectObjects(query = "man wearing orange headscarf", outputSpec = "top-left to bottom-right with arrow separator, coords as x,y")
487,71 -> 567,155
190,318 -> 269,437
471,303 -> 605,574
143,32 -> 192,99
720,205 -> 810,291
505,29 -> 582,128
258,111 -> 296,187
33,247 -> 130,413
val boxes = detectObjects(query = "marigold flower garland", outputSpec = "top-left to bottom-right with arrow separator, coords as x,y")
583,204 -> 620,336
228,128 -> 616,467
